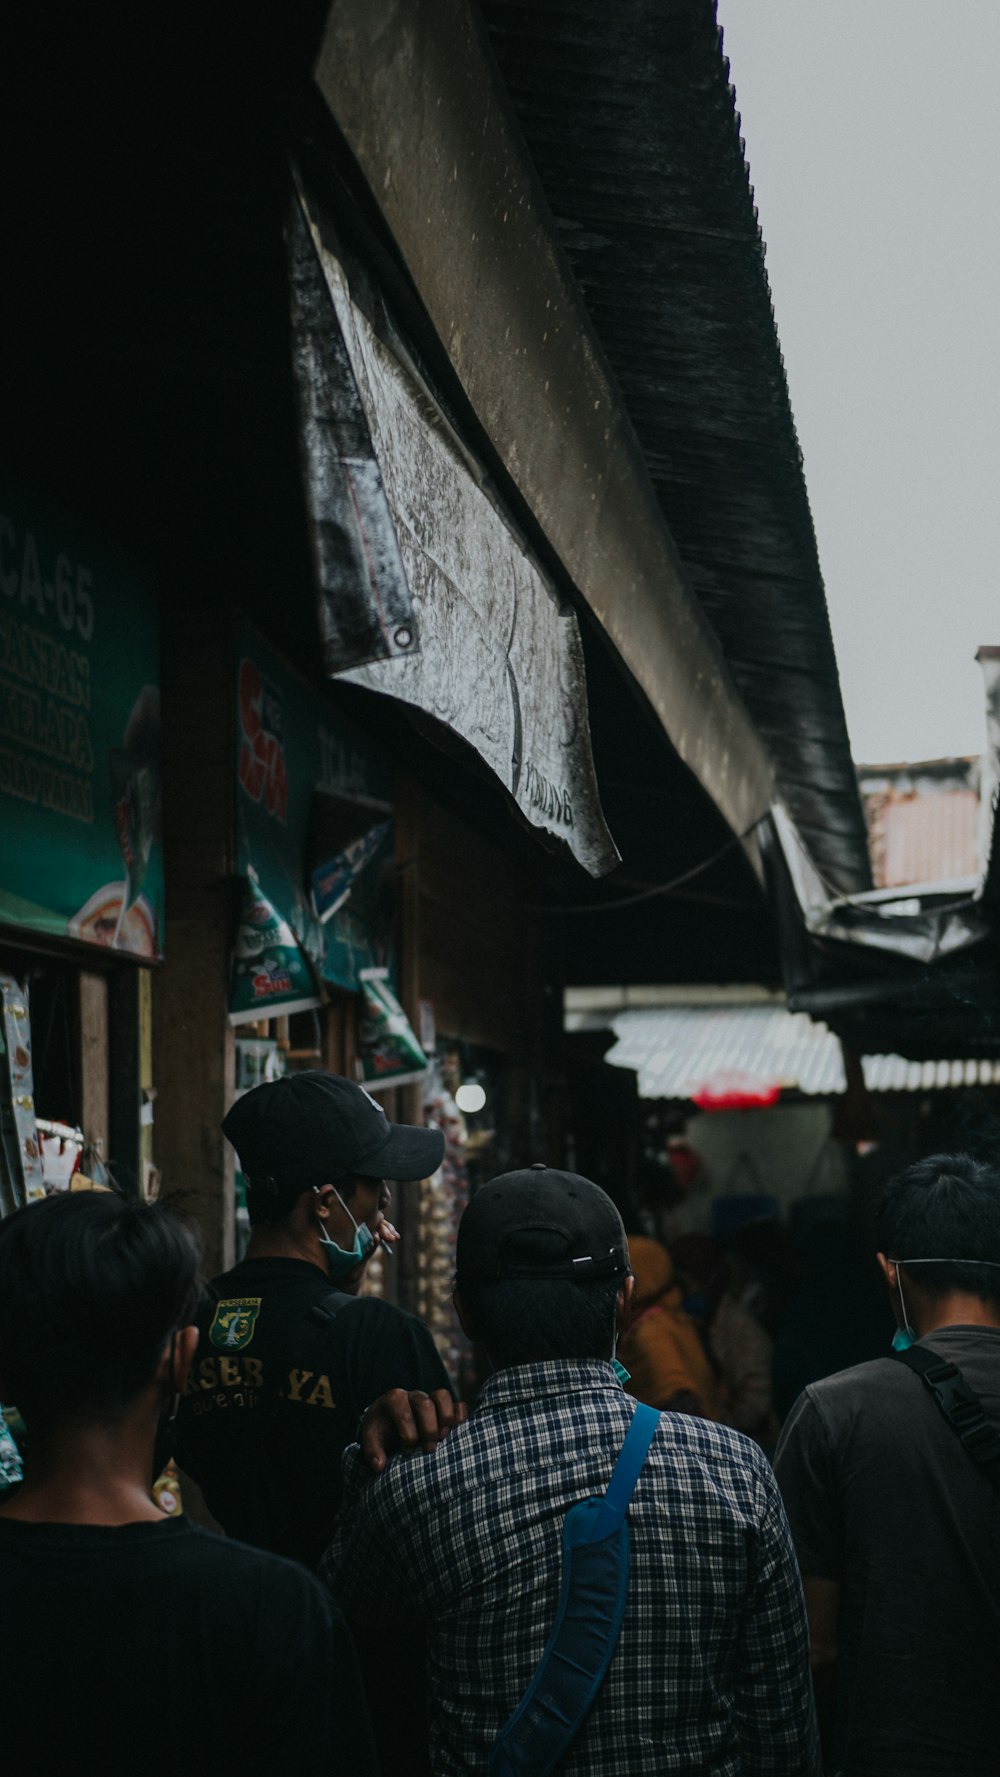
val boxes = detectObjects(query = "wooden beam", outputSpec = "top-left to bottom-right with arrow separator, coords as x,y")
78,969 -> 109,1156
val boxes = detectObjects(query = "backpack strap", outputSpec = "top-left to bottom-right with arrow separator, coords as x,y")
491,1403 -> 659,1777
891,1344 -> 1000,1487
288,1288 -> 361,1384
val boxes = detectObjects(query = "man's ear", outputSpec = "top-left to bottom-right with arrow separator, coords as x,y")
453,1286 -> 475,1340
312,1184 -> 338,1222
875,1252 -> 897,1292
617,1274 -> 636,1339
156,1325 -> 199,1394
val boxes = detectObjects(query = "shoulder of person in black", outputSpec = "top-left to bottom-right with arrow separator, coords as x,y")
186,1255 -> 451,1415
175,1255 -> 452,1564
0,1514 -> 378,1776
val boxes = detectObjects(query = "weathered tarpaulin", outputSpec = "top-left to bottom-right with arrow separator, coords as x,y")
294,188 -> 620,878
772,802 -> 988,968
288,193 -> 417,674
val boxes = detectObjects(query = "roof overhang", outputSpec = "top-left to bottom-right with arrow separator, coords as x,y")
312,0 -> 776,865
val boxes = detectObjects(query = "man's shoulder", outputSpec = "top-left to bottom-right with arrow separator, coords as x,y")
179,1522 -> 337,1609
646,1404 -> 767,1472
363,1394 -> 774,1526
645,1410 -> 777,1520
314,1291 -> 432,1348
802,1353 -> 907,1413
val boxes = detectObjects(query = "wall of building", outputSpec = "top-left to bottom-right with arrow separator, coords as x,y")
667,1099 -> 848,1237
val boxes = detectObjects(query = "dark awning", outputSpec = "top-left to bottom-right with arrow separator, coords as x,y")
481,0 -> 870,896
312,0 -> 871,895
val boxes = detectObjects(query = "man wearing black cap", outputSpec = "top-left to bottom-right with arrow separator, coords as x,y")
175,1069 -> 453,1568
322,1165 -> 819,1776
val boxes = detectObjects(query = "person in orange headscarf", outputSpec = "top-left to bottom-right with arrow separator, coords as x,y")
620,1236 -> 720,1418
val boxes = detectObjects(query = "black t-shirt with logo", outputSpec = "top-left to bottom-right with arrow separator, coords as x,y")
0,1515 -> 378,1775
175,1256 -> 452,1567
775,1326 -> 1000,1777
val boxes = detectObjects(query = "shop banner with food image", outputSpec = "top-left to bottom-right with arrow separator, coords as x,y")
0,474 -> 162,959
232,622 -> 395,1023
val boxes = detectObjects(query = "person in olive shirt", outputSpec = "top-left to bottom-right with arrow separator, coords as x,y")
176,1069 -> 452,1567
0,1189 -> 377,1777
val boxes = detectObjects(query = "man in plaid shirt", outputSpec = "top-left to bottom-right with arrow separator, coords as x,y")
322,1167 -> 819,1774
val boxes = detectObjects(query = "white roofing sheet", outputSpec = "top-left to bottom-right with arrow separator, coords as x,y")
602,1004 -> 1000,1100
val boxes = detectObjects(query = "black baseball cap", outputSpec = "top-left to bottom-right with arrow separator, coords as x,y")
456,1164 -> 631,1282
222,1070 -> 444,1190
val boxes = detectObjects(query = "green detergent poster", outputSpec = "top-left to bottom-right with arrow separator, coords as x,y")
0,474 -> 163,959
233,622 -> 395,1014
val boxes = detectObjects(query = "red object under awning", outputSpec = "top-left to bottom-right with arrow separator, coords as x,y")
690,1070 -> 781,1112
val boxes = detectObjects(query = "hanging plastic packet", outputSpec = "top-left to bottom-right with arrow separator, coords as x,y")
1,976 -> 45,1206
358,968 -> 429,1090
311,819 -> 392,923
229,873 -> 323,1025
0,1405 -> 24,1491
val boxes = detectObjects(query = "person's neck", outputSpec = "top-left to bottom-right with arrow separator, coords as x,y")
913,1293 -> 1000,1337
0,1400 -> 166,1526
245,1225 -> 326,1272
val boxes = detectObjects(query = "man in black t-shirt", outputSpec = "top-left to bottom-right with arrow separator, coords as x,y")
0,1190 -> 377,1777
176,1069 -> 452,1566
775,1153 -> 1000,1777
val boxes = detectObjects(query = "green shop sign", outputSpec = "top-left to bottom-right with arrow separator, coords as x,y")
0,475 -> 162,959
232,621 -> 394,1021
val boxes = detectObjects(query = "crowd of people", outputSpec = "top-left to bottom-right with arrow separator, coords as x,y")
1,1067 -> 999,1775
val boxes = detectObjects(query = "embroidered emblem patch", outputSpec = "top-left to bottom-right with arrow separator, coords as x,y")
209,1297 -> 262,1351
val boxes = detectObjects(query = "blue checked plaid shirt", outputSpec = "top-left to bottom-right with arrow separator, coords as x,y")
321,1360 -> 819,1775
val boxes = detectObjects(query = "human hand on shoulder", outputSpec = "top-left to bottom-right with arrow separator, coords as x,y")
360,1388 -> 468,1474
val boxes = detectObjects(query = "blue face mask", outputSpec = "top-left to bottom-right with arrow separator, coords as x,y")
891,1264 -> 915,1351
315,1188 -> 377,1281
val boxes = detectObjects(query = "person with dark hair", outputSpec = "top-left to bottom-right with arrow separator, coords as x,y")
775,1152 -> 1000,1776
0,1190 -> 377,1776
175,1068 -> 454,1568
322,1165 -> 820,1775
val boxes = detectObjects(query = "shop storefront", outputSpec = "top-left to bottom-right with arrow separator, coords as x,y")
0,475 -> 160,1212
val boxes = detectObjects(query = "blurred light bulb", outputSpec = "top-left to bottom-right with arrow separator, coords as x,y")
455,1080 -> 486,1115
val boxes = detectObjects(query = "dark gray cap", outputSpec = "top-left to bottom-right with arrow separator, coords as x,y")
222,1069 -> 444,1190
456,1164 -> 630,1282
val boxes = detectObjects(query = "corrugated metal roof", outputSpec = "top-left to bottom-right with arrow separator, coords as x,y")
863,786 -> 979,890
481,0 -> 871,897
602,1004 -> 1000,1099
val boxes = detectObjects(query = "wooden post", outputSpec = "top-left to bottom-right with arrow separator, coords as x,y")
153,619 -> 235,1276
78,969 -> 109,1157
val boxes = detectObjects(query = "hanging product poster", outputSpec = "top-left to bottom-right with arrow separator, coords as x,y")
311,818 -> 392,923
0,974 -> 45,1213
229,873 -> 323,1026
233,621 -> 394,1015
357,968 -> 429,1091
0,474 -> 163,959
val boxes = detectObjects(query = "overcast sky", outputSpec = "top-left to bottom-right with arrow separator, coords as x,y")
717,2 -> 1000,765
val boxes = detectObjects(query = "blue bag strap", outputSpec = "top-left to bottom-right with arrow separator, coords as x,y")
490,1402 -> 660,1777
586,1402 -> 659,1543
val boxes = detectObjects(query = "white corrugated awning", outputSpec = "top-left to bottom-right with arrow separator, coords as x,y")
598,1002 -> 1000,1100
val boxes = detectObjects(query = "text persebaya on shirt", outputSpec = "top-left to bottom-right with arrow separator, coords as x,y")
184,1293 -> 338,1414
184,1352 -> 337,1412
